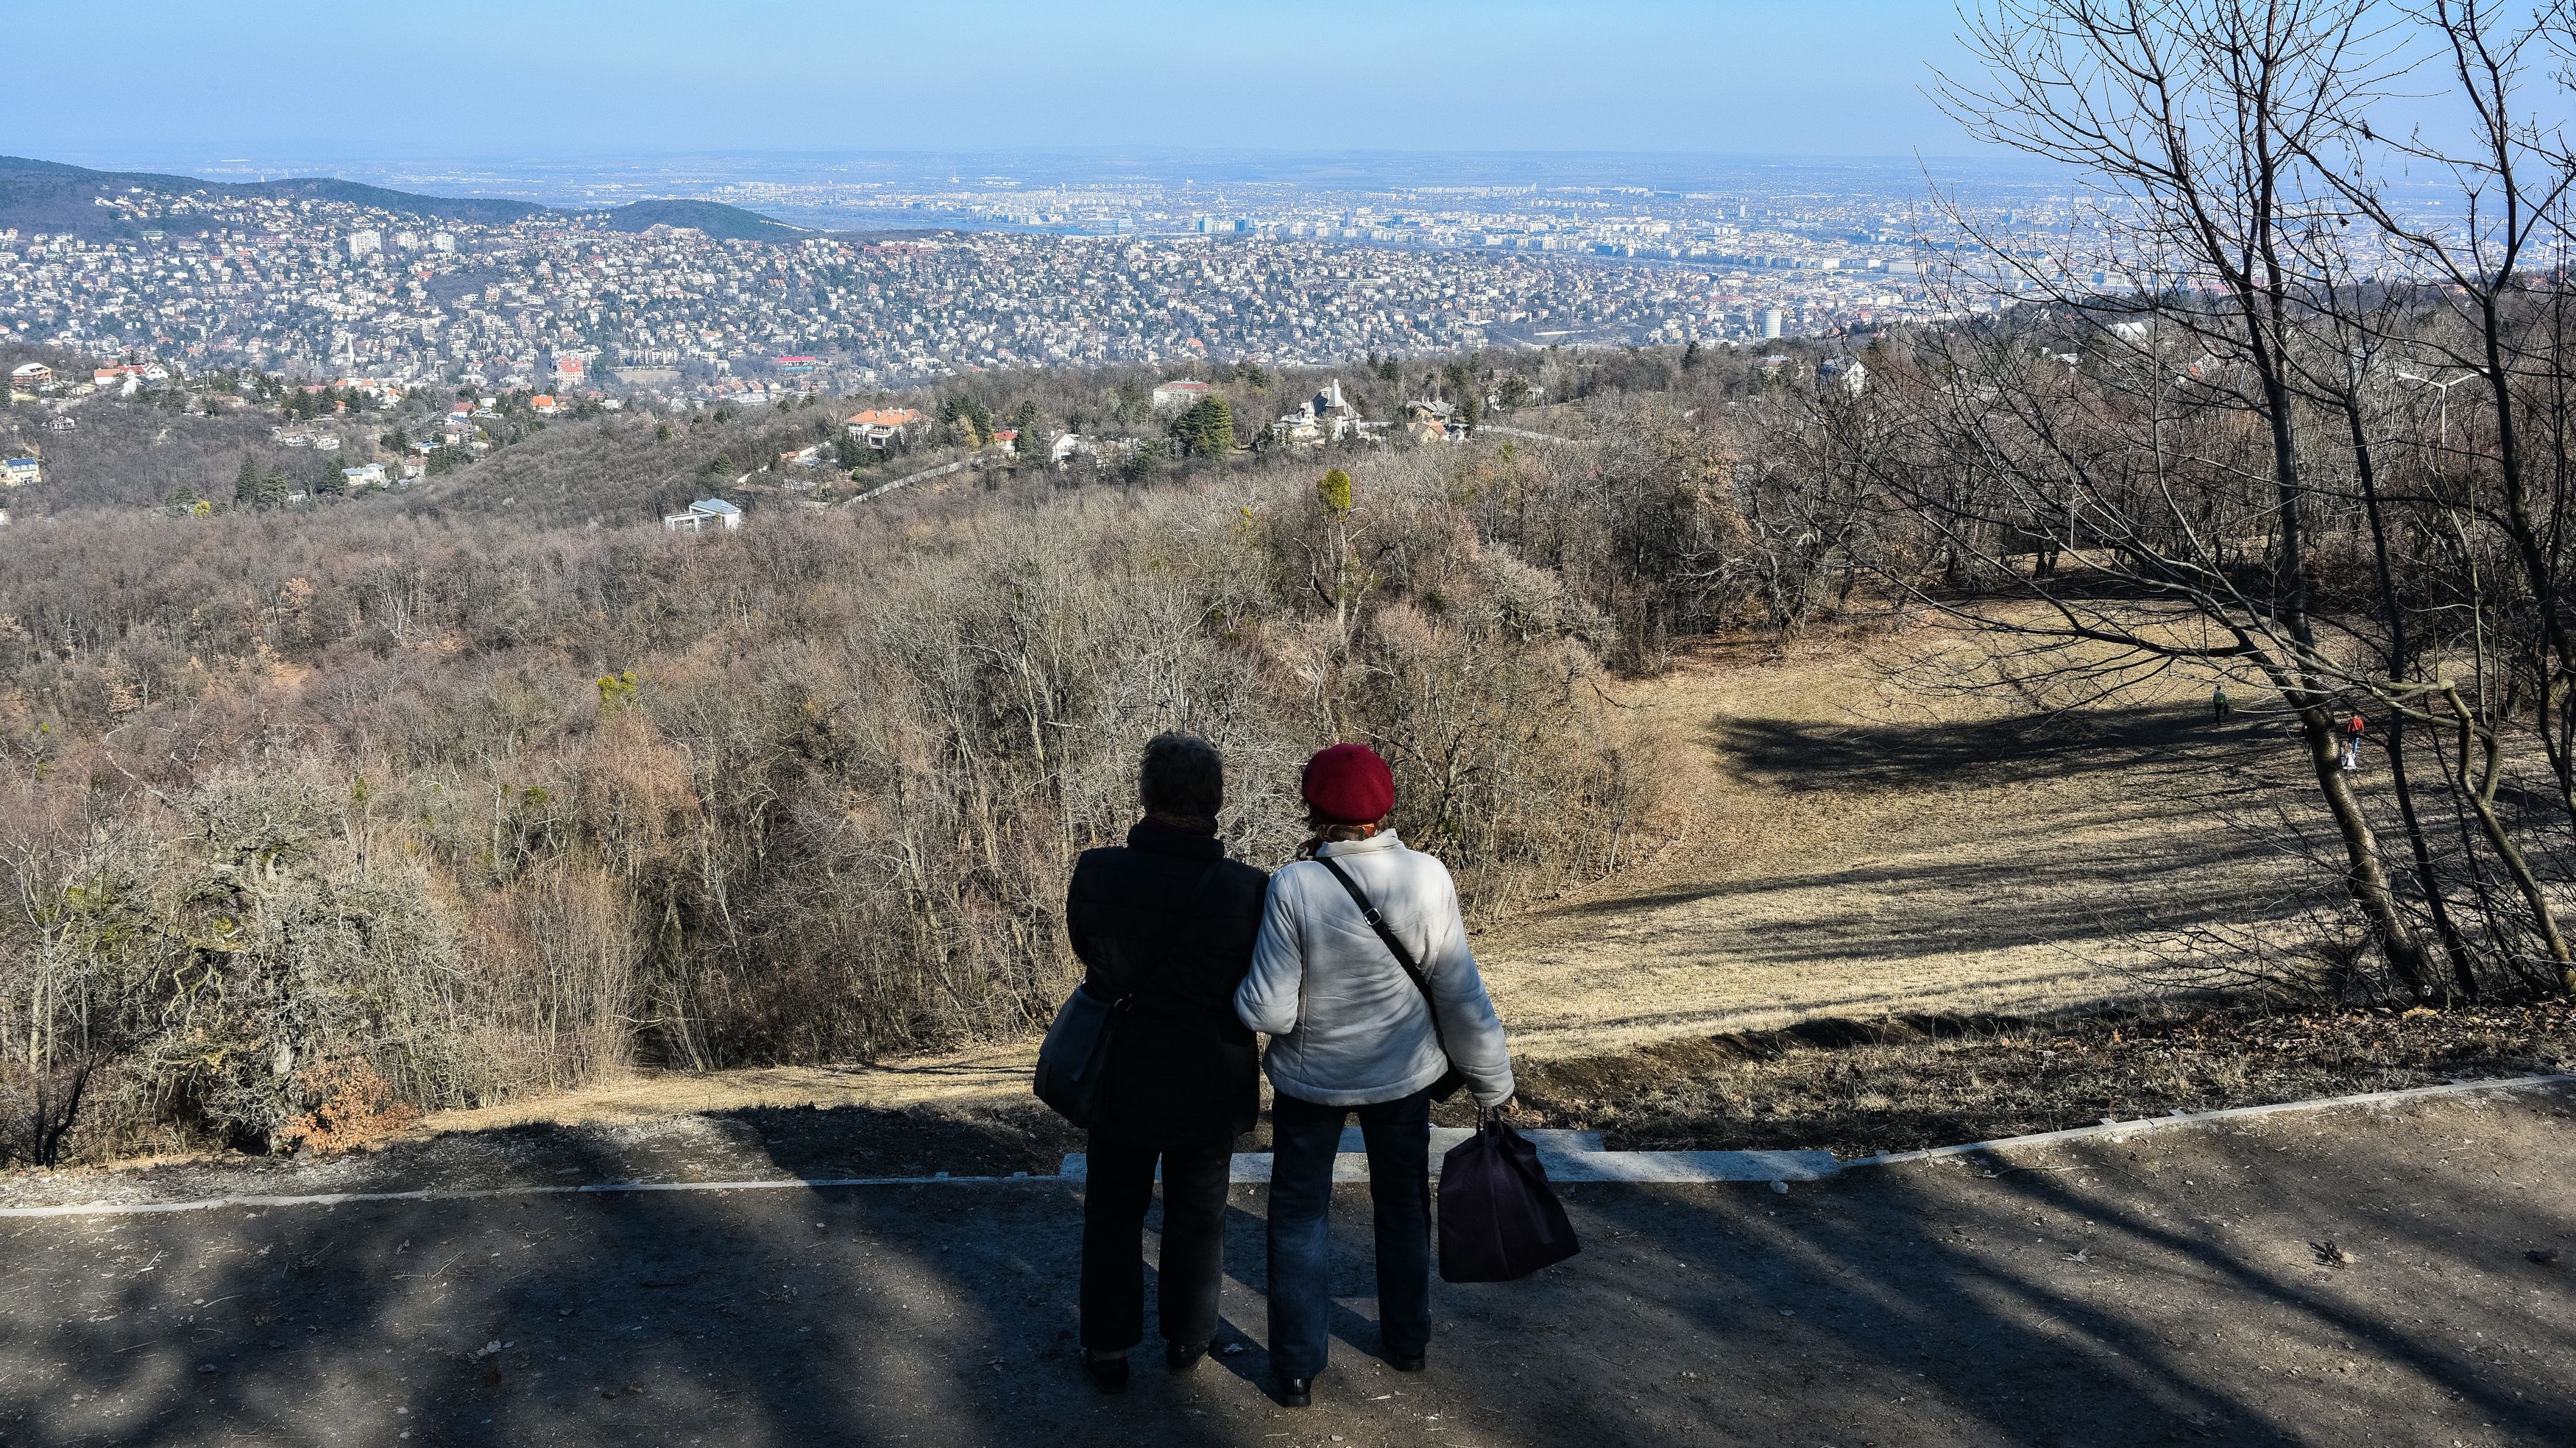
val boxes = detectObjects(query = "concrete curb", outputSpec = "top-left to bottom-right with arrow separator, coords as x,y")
7,1073 -> 2563,1220
1841,1072 -> 2576,1170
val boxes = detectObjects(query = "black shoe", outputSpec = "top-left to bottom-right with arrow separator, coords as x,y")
1390,1352 -> 1426,1373
1166,1341 -> 1208,1373
1082,1352 -> 1130,1394
1273,1374 -> 1312,1408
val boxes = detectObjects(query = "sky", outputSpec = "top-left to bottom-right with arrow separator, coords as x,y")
7,1 -> 1984,167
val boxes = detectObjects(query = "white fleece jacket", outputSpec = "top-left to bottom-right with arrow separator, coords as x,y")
1234,831 -> 1514,1107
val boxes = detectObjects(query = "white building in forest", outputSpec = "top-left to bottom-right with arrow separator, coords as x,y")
1271,378 -> 1365,445
664,497 -> 742,533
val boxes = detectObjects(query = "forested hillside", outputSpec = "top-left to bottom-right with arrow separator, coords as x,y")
0,392 -> 1743,1163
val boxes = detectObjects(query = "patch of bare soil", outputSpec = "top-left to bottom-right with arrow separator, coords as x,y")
1513,998 -> 2576,1157
421,1044 -> 1040,1135
0,1092 -> 1080,1212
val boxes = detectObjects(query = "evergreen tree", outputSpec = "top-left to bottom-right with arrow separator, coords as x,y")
1011,400 -> 1044,464
1170,397 -> 1234,457
234,458 -> 259,506
936,394 -> 994,445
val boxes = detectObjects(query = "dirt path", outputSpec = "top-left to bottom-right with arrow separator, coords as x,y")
1474,628 -> 2310,1055
3,1081 -> 2566,1446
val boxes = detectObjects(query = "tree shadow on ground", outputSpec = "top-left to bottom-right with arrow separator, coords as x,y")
1712,701 -> 2268,795
5,1087 -> 2571,1446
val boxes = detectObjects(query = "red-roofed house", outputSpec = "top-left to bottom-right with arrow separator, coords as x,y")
843,407 -> 922,449
1152,380 -> 1211,411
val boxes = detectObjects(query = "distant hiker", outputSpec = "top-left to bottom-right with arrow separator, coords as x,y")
2212,685 -> 2231,723
2343,712 -> 2367,772
1235,743 -> 1516,1409
1064,733 -> 1270,1394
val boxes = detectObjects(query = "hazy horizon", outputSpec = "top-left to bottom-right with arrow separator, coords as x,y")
8,1 -> 1981,160
4,146 -> 2065,210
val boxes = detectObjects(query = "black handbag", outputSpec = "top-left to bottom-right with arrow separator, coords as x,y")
1033,860 -> 1220,1126
1437,1111 -> 1580,1282
1314,853 -> 1464,1102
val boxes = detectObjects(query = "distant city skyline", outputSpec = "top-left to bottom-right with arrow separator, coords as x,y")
10,1 -> 1981,162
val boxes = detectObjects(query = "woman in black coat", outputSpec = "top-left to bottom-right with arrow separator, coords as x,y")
1064,732 -> 1269,1392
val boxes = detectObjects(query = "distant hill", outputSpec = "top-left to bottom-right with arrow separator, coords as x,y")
0,155 -> 545,240
598,199 -> 811,242
0,157 -> 813,246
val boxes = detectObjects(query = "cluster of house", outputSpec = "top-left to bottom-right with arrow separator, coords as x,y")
820,377 -> 1496,478
89,361 -> 171,396
1152,375 -> 1499,447
12,358 -> 194,406
1275,378 -> 1374,445
271,426 -> 344,452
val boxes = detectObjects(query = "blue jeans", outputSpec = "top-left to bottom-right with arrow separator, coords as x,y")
1265,1085 -> 1432,1380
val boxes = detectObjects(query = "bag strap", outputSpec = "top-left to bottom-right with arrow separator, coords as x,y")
1315,852 -> 1447,1052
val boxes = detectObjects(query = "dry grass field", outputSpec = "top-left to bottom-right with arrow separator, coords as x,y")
1473,622 -> 2318,1056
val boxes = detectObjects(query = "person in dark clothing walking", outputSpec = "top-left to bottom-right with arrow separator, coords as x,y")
1064,733 -> 1270,1394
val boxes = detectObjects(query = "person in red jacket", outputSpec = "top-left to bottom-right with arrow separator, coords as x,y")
2343,713 -> 2367,772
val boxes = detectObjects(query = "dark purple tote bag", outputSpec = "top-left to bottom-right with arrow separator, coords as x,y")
1438,1115 -> 1581,1282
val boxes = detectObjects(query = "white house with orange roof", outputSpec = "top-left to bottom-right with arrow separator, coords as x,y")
842,406 -> 921,449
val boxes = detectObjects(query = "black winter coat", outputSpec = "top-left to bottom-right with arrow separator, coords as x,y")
1064,820 -> 1269,1147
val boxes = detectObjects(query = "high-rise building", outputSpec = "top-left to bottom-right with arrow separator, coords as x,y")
1761,308 -> 1784,340
347,230 -> 382,258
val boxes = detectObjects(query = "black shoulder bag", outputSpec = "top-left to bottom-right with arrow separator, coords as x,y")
1033,859 -> 1222,1126
1315,853 -> 1465,1102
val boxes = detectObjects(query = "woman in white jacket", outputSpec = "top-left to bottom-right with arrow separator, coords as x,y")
1234,743 -> 1513,1408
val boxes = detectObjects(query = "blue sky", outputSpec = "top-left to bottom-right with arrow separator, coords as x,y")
11,1 -> 1979,165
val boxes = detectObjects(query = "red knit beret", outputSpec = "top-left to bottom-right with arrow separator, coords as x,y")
1302,742 -> 1395,824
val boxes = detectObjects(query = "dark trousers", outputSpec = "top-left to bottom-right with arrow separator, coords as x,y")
1080,1135 -> 1233,1352
1265,1085 -> 1433,1380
